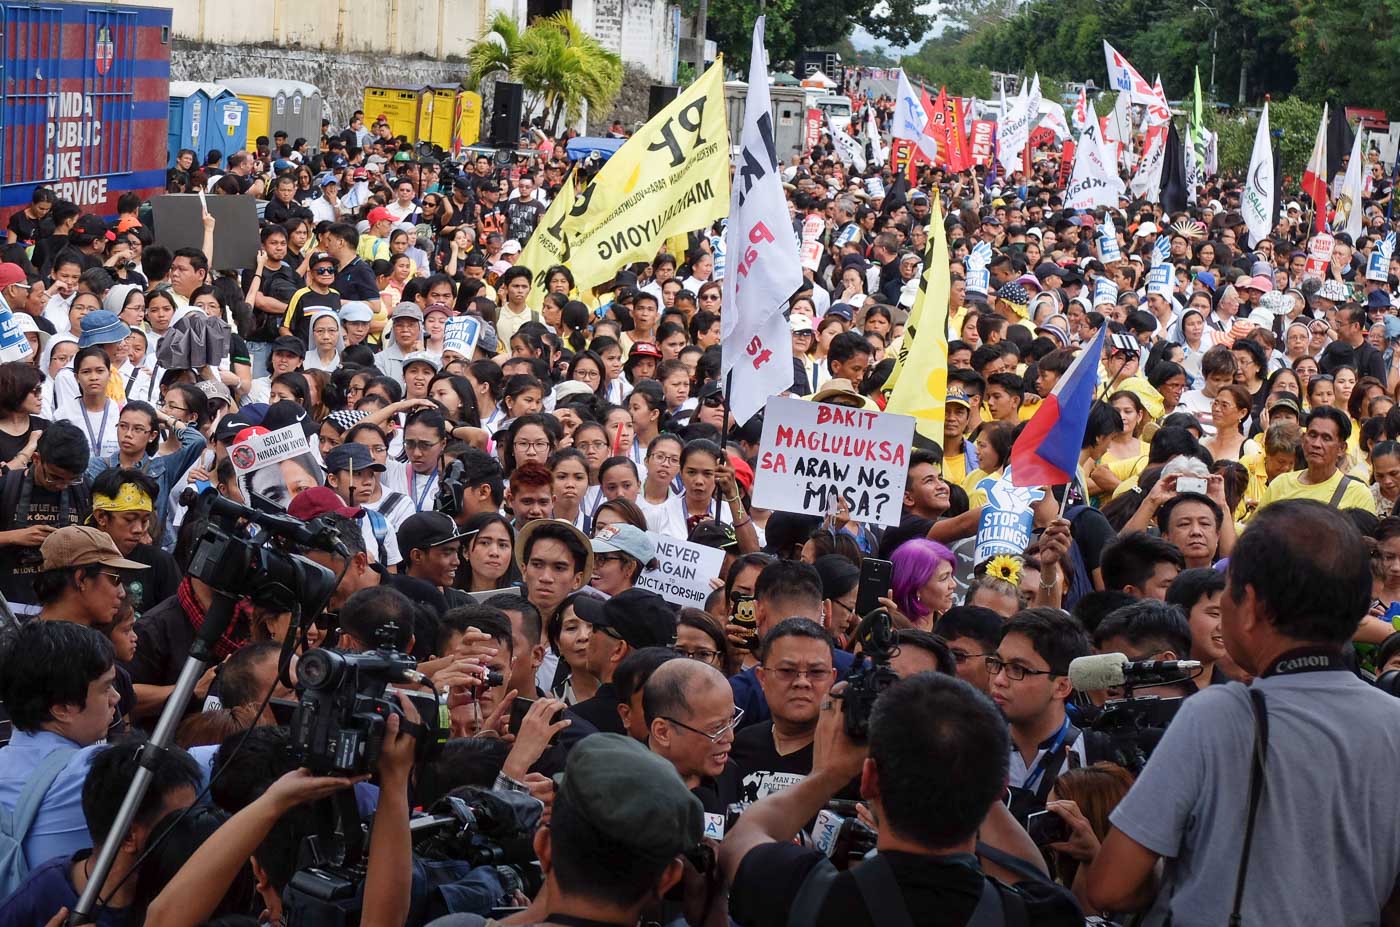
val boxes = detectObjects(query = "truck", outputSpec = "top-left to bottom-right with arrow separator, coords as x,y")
0,2 -> 173,223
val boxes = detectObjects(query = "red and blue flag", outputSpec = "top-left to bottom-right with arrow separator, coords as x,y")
1010,325 -> 1106,487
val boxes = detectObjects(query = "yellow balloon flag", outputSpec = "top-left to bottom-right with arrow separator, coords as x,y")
515,169 -> 578,311
884,195 -> 950,445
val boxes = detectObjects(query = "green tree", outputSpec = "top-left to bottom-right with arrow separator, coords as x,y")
688,0 -> 931,70
465,12 -> 622,135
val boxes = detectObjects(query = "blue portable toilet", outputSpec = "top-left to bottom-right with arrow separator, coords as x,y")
168,82 -> 211,167
207,89 -> 250,159
168,82 -> 248,166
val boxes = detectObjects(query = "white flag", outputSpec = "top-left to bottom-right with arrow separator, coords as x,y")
894,69 -> 938,162
1337,124 -> 1366,240
721,16 -> 802,424
1072,86 -> 1092,133
830,114 -> 867,173
1242,102 -> 1276,247
1065,121 -> 1124,211
1038,99 -> 1071,141
1103,40 -> 1159,107
1184,127 -> 1200,205
865,104 -> 886,167
1144,75 -> 1172,127
1130,132 -> 1165,202
997,79 -> 1032,174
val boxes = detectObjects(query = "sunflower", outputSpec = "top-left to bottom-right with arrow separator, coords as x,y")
986,555 -> 1022,586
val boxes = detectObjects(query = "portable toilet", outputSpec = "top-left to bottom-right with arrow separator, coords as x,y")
418,84 -> 460,150
168,82 -> 211,168
208,90 -> 250,158
218,78 -> 322,148
364,85 -> 421,142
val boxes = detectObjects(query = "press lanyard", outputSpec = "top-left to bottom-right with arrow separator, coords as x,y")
1021,716 -> 1072,792
409,467 -> 438,512
80,402 -> 110,454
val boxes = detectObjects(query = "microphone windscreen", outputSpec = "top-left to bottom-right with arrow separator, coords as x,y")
1069,652 -> 1128,690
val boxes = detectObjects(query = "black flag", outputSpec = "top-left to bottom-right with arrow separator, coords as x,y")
1326,102 -> 1354,179
1159,121 -> 1187,214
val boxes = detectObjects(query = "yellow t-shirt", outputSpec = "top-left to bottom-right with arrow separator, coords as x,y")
943,451 -> 968,487
1259,469 -> 1377,513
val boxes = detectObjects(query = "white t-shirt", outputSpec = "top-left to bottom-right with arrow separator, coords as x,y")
384,459 -> 441,513
637,492 -> 689,540
58,397 -> 121,458
362,488 -> 415,530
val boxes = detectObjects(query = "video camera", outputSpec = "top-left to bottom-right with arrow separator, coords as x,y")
837,607 -> 900,740
811,800 -> 877,869
290,622 -> 449,777
412,786 -> 546,899
1069,653 -> 1194,775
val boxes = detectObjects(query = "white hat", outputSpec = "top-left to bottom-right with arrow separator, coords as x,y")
500,239 -> 522,255
1317,280 -> 1349,303
11,312 -> 47,355
1134,221 -> 1160,238
1247,307 -> 1275,329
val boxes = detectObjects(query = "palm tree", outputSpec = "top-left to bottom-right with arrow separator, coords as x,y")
465,12 -> 523,91
466,12 -> 622,136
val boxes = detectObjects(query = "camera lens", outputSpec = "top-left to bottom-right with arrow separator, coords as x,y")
299,648 -> 343,690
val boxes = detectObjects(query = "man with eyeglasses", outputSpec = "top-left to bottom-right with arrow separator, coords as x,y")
644,655 -> 743,817
933,605 -> 1004,694
0,421 -> 91,618
573,587 -> 676,736
990,607 -> 1105,822
728,619 -> 837,805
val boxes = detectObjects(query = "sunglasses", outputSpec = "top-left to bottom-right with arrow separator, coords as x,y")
313,266 -> 335,275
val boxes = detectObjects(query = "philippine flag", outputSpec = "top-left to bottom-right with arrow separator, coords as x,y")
1010,325 -> 1107,487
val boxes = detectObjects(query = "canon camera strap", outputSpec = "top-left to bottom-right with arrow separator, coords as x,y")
1258,647 -> 1349,679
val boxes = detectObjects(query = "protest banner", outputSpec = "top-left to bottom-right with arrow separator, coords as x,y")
515,169 -> 577,310
559,61 -> 729,294
1305,231 -> 1334,282
150,193 -> 259,271
969,120 -> 995,166
442,315 -> 482,358
753,396 -> 915,527
0,304 -> 32,362
637,534 -> 724,607
229,423 -> 322,510
973,474 -> 1045,563
885,195 -> 951,443
804,108 -> 822,152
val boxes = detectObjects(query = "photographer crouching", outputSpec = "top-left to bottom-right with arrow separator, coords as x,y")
720,671 -> 1083,926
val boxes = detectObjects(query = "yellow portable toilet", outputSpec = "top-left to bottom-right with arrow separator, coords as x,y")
363,85 -> 421,142
418,84 -> 461,149
452,91 -> 483,156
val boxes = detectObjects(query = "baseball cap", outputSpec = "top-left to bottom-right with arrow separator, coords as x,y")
628,341 -> 662,359
40,526 -> 148,572
1267,394 -> 1302,417
271,334 -> 306,357
324,442 -> 385,474
338,301 -> 374,324
590,523 -> 657,570
390,302 -> 424,323
397,511 -> 464,553
552,733 -> 703,861
590,587 -> 677,649
367,206 -> 395,226
947,388 -> 972,410
401,351 -> 440,373
287,486 -> 362,521
309,251 -> 335,269
790,314 -> 815,334
0,263 -> 28,289
316,172 -> 339,188
500,239 -> 522,255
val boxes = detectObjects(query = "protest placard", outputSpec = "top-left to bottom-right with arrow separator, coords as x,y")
973,473 -> 1044,564
229,422 -> 322,511
637,534 -> 724,607
752,397 -> 915,527
443,315 -> 482,358
150,193 -> 259,271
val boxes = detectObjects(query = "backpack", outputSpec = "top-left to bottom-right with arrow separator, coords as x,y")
0,748 -> 76,900
364,506 -> 391,566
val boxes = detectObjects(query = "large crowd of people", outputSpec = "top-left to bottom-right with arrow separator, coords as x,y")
0,63 -> 1399,927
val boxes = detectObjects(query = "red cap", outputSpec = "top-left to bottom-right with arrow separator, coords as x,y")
287,486 -> 362,521
0,263 -> 27,289
728,452 -> 754,494
367,206 -> 395,226
628,341 -> 662,359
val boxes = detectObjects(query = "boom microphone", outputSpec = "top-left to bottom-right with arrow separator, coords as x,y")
1069,653 -> 1202,690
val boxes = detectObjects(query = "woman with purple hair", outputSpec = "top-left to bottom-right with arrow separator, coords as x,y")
891,538 -> 959,629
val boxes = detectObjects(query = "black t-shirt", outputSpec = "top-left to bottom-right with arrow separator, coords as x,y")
730,845 -> 1083,927
244,262 -> 305,341
1066,506 -> 1116,574
0,415 -> 48,464
692,763 -> 742,815
8,210 -> 53,246
570,682 -> 625,735
0,471 -> 88,611
729,720 -> 815,805
123,543 -> 180,617
879,511 -> 934,559
505,199 -> 544,242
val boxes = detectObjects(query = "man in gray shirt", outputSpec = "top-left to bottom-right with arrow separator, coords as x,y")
1086,500 -> 1400,924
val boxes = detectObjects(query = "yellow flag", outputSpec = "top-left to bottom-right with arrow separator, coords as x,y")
884,195 -> 950,445
514,169 -> 578,311
559,61 -> 730,293
880,207 -> 940,393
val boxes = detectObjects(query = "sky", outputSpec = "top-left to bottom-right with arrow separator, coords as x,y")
849,1 -> 944,54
